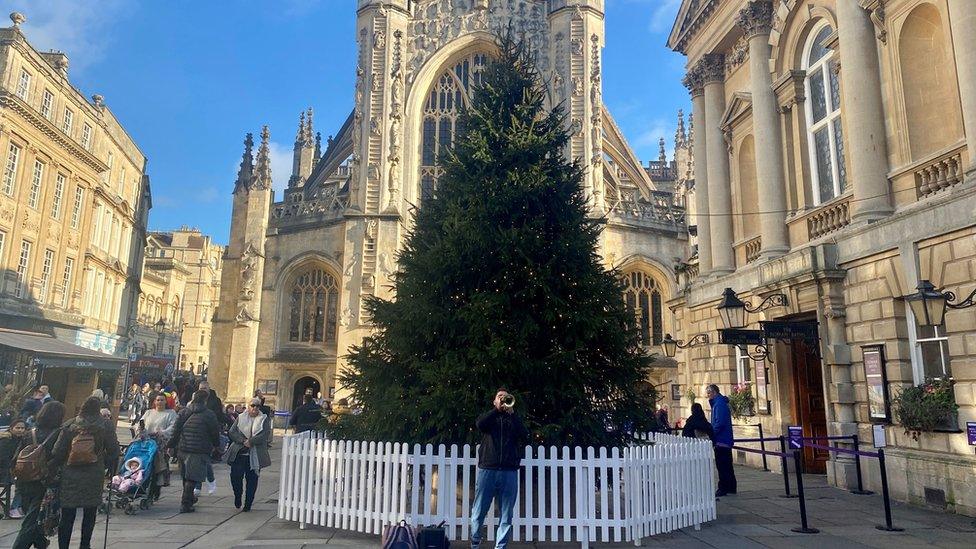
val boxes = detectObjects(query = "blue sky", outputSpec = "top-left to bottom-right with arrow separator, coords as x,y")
5,0 -> 687,244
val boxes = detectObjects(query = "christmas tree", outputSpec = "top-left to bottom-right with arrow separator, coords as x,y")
336,36 -> 658,447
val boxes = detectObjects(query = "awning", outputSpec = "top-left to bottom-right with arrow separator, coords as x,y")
0,329 -> 126,371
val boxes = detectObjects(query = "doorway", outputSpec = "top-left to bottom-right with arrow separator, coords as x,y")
789,331 -> 828,474
292,376 -> 320,412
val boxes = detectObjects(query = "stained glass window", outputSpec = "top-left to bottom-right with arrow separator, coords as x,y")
622,271 -> 665,347
287,268 -> 339,345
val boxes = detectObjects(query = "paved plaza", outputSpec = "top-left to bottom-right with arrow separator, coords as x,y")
0,428 -> 972,548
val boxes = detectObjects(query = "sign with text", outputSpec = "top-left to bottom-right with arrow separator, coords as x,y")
862,345 -> 890,422
718,328 -> 764,346
788,425 -> 803,449
873,424 -> 887,448
760,321 -> 818,341
967,422 -> 976,446
755,359 -> 769,413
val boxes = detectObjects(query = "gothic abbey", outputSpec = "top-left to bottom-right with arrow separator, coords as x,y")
208,0 -> 691,411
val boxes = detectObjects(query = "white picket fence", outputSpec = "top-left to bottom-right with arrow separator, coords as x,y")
277,431 -> 716,547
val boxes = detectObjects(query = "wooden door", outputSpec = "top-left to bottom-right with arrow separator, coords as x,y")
790,336 -> 828,474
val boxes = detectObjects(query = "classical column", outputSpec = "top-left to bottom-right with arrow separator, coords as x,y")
837,0 -> 892,222
684,68 -> 712,275
948,0 -> 976,173
738,1 -> 789,259
700,54 -> 734,274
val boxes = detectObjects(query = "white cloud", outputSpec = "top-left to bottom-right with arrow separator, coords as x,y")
649,0 -> 682,34
632,117 -> 676,160
268,141 -> 293,193
5,0 -> 130,73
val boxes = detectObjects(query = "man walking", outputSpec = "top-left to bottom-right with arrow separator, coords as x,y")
470,388 -> 527,549
706,384 -> 736,496
168,389 -> 220,512
289,393 -> 323,433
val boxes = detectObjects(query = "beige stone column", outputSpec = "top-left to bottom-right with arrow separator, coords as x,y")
738,1 -> 789,259
700,54 -> 734,274
837,0 -> 892,222
948,0 -> 976,173
684,69 -> 711,275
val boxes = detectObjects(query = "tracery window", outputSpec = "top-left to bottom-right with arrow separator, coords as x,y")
622,271 -> 664,347
419,52 -> 488,201
287,268 -> 339,345
803,22 -> 847,205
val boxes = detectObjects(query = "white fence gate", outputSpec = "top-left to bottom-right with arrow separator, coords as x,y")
278,432 -> 716,547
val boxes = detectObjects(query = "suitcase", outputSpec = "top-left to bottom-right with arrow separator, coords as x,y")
416,522 -> 450,549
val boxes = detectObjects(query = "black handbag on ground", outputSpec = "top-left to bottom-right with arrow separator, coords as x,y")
416,521 -> 450,549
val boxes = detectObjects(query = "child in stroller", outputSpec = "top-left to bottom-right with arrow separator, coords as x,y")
109,437 -> 159,514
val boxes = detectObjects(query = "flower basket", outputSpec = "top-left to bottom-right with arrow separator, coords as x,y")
892,378 -> 958,441
728,382 -> 755,419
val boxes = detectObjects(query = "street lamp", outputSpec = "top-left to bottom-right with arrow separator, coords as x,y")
660,333 -> 710,358
154,319 -> 165,357
715,287 -> 789,329
905,279 -> 976,328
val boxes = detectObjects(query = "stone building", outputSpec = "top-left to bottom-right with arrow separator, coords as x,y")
128,228 -> 223,378
0,12 -> 151,404
209,0 -> 687,412
668,0 -> 976,515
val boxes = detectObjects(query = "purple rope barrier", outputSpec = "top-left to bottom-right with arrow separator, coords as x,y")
798,435 -> 855,441
735,437 -> 780,443
717,442 -> 790,459
804,441 -> 879,458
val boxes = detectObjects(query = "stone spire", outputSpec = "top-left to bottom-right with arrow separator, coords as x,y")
233,133 -> 254,194
314,132 -> 322,162
295,112 -> 306,143
289,108 -> 316,188
253,126 -> 272,191
675,109 -> 687,149
658,137 -> 667,163
304,107 -> 314,143
688,112 -> 695,145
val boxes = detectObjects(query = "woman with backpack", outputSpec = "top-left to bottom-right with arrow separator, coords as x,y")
48,396 -> 119,549
11,400 -> 65,549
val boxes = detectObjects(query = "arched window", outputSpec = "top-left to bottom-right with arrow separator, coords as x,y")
622,271 -> 664,347
287,268 -> 339,345
803,22 -> 847,205
419,52 -> 488,200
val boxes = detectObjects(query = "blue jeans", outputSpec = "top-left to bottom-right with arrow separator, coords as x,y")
470,468 -> 518,549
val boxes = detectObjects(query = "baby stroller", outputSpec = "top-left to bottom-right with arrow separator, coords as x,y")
109,437 -> 159,514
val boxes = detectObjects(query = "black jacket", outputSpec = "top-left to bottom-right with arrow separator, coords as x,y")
476,409 -> 528,471
681,413 -> 714,440
289,403 -> 322,432
169,402 -> 220,455
205,391 -> 232,428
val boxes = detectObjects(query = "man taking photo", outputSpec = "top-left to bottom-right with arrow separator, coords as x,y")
470,388 -> 527,549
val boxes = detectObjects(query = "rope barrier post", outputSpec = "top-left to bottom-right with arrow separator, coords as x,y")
875,449 -> 904,532
850,434 -> 873,495
790,449 -> 819,534
777,435 -> 795,498
758,424 -> 769,471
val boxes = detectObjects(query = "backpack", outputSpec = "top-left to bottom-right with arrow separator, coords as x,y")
13,428 -> 49,481
67,425 -> 99,465
416,523 -> 450,549
381,520 -> 419,549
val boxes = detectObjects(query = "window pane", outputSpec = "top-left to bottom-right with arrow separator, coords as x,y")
422,118 -> 436,165
810,70 -> 827,123
832,118 -> 848,190
651,290 -> 663,346
919,340 -> 950,379
313,289 -> 325,342
814,128 -> 835,202
828,60 -> 841,113
917,324 -> 939,340
301,291 -> 312,342
807,26 -> 833,66
638,290 -> 650,345
289,291 -> 301,341
326,289 -> 338,342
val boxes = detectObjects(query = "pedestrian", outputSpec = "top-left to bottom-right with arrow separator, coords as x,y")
470,388 -> 527,549
48,396 -> 119,549
11,400 -> 65,549
196,380 -> 229,494
223,404 -> 238,423
225,397 -> 271,512
140,394 -> 178,487
681,403 -> 714,440
655,406 -> 670,432
17,389 -> 43,422
37,386 -> 51,405
0,418 -> 28,518
288,394 -> 322,433
167,390 -> 219,513
252,390 -> 273,419
706,384 -> 736,497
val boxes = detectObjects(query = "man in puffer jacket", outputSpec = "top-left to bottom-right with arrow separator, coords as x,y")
470,388 -> 527,549
707,384 -> 737,497
168,390 -> 219,512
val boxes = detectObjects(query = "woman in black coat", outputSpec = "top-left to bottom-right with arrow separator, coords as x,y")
681,402 -> 715,440
49,396 -> 119,549
12,400 -> 65,549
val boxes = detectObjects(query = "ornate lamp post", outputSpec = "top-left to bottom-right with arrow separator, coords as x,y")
905,280 -> 976,328
153,319 -> 165,356
660,333 -> 710,358
716,287 -> 788,329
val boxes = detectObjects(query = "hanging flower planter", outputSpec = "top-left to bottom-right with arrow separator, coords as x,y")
892,378 -> 958,440
728,382 -> 755,419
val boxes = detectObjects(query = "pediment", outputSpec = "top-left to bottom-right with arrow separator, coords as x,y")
719,92 -> 752,132
667,0 -> 718,54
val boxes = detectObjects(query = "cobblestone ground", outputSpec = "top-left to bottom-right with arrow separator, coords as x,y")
0,426 -> 972,548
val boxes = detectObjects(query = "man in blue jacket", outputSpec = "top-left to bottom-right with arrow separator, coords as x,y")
707,384 -> 737,496
470,388 -> 527,549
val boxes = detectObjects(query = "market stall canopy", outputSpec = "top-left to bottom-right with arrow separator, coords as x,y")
0,329 -> 126,371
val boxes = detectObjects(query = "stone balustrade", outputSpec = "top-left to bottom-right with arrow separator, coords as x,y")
272,185 -> 347,223
807,196 -> 851,240
608,190 -> 686,230
915,148 -> 965,197
744,236 -> 761,264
